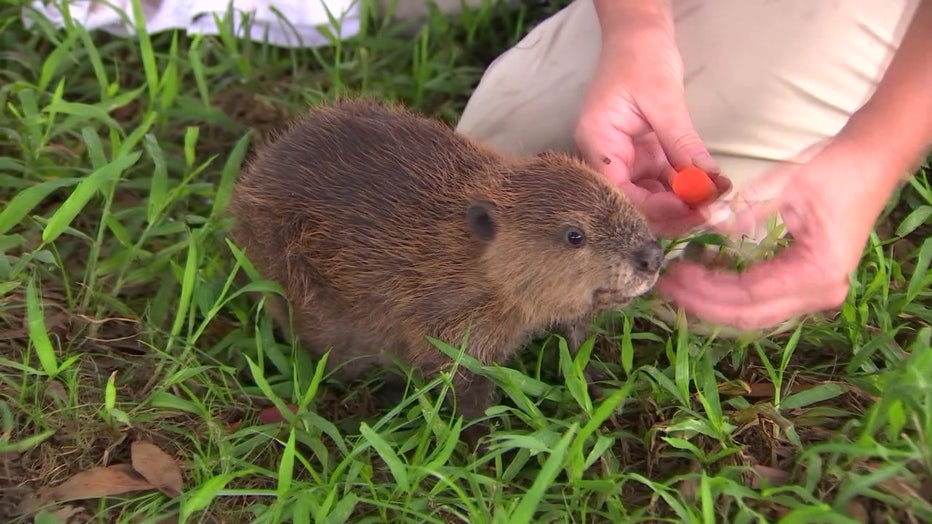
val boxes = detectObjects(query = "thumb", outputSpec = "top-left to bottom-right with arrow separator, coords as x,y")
705,140 -> 832,236
644,93 -> 719,174
704,163 -> 795,237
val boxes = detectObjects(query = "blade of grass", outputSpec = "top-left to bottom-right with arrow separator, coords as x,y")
506,422 -> 578,524
41,151 -> 141,244
26,275 -> 59,377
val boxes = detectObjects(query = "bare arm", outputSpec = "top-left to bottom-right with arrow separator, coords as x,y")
656,1 -> 932,331
577,0 -> 727,236
841,0 -> 932,187
592,0 -> 673,32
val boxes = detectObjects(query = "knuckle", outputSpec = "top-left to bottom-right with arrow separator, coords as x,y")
824,282 -> 851,308
669,131 -> 704,154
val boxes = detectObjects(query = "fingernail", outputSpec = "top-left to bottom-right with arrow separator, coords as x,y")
692,154 -> 720,174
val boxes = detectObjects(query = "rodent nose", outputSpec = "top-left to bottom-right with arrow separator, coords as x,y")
633,240 -> 664,273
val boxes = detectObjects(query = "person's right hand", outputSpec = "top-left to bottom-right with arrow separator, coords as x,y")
656,132 -> 908,330
575,1 -> 731,237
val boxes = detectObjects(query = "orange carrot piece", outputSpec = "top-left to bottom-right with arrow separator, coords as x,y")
671,166 -> 717,206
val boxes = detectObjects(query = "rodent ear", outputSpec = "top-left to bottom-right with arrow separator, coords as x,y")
466,201 -> 497,242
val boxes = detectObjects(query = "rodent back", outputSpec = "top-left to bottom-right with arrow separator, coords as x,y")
229,100 -> 510,303
228,99 -> 661,367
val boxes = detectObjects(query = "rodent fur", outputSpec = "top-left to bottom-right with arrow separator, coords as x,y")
228,98 -> 663,424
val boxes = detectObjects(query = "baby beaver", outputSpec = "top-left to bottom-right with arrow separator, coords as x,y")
228,98 -> 663,424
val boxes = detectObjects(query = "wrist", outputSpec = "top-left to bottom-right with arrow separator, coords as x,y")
833,1 -> 932,187
593,0 -> 674,41
839,106 -> 929,190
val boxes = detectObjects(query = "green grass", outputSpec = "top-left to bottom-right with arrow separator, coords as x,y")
2,0 -> 932,522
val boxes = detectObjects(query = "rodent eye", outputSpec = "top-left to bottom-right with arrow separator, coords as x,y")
564,227 -> 586,248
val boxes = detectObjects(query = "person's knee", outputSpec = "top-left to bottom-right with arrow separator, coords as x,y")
375,0 -> 518,22
455,0 -> 600,156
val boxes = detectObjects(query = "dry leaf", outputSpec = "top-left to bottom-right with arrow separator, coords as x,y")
131,440 -> 183,498
919,476 -> 932,504
749,464 -> 791,488
47,504 -> 85,524
43,380 -> 68,404
746,383 -> 776,398
257,404 -> 298,424
15,464 -> 154,515
717,380 -> 751,396
846,499 -> 869,523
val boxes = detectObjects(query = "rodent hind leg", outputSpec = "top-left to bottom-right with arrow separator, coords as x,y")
555,315 -> 610,400
407,337 -> 500,447
557,316 -> 591,355
449,367 -> 497,421
415,354 -> 499,421
286,302 -> 396,385
450,368 -> 497,450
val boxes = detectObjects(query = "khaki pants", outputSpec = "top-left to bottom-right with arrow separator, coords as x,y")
395,0 -> 920,335
377,0 -> 521,20
451,0 -> 919,195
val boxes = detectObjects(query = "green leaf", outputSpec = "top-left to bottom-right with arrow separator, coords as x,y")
26,276 -> 59,376
0,178 -> 82,236
211,132 -> 251,219
906,237 -> 932,302
780,383 -> 848,410
507,423 -> 578,524
358,423 -> 408,492
42,152 -> 141,244
895,204 -> 932,237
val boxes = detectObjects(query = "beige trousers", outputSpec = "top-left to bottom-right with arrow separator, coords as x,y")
450,0 -> 920,195
434,0 -> 919,335
377,0 -> 521,20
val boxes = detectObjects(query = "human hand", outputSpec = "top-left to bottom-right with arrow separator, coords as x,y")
575,4 -> 731,236
655,135 -> 907,331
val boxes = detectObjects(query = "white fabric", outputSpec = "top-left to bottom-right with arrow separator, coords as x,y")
22,0 -> 361,48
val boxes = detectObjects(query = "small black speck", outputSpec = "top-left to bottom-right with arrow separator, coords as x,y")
601,156 -> 611,165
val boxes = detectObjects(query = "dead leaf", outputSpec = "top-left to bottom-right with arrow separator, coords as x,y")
257,404 -> 298,424
43,380 -> 68,404
717,380 -> 751,396
131,440 -> 183,498
0,326 -> 28,340
749,464 -> 791,488
746,383 -> 776,398
14,464 -> 154,515
919,475 -> 932,504
846,499 -> 869,523
48,504 -> 85,523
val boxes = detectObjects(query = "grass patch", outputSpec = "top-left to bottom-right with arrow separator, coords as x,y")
1,0 -> 931,522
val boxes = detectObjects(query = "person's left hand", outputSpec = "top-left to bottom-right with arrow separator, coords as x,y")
573,4 -> 732,237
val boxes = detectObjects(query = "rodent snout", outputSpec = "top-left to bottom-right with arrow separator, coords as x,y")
633,240 -> 664,274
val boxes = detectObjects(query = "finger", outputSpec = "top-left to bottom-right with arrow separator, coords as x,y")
709,172 -> 733,198
657,270 -> 839,330
615,182 -> 708,237
704,163 -> 796,237
661,249 -> 826,305
651,216 -> 708,237
656,253 -> 849,330
639,87 -> 719,174
638,191 -> 710,236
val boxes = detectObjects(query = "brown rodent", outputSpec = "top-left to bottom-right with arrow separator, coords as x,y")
227,98 -> 663,424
